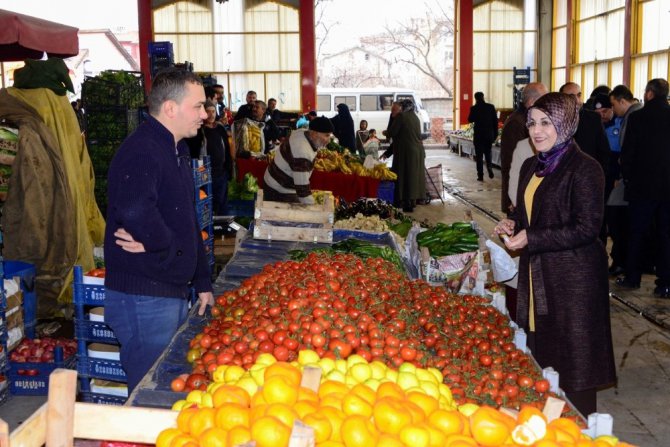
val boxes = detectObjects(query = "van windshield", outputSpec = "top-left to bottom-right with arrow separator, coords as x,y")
397,94 -> 423,110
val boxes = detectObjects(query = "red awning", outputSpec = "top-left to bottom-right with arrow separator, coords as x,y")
0,9 -> 79,62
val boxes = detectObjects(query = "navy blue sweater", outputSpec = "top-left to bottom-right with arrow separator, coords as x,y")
104,116 -> 212,298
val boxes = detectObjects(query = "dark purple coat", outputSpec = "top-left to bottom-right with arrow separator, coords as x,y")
513,144 -> 616,392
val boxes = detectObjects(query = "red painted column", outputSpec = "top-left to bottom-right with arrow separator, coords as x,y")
137,0 -> 153,92
299,0 -> 316,113
458,0 -> 473,127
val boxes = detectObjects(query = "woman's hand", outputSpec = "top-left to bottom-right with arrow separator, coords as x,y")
504,229 -> 528,250
493,218 -> 515,237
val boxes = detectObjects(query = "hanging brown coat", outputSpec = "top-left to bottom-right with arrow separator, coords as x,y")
513,144 -> 616,392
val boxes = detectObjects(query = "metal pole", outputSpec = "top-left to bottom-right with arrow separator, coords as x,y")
1,62 -> 5,88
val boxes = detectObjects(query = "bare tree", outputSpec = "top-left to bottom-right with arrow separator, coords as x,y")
315,0 -> 338,60
364,2 -> 454,97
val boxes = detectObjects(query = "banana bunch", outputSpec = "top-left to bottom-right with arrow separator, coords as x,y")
314,149 -> 396,181
368,163 -> 397,181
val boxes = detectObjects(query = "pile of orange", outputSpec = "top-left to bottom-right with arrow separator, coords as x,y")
157,361 -> 636,447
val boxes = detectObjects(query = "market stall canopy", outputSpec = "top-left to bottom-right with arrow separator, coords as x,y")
0,9 -> 79,62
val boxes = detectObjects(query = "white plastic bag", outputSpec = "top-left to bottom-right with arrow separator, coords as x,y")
485,239 -> 518,282
363,155 -> 379,170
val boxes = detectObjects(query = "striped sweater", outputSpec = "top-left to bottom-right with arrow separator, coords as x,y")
263,129 -> 318,203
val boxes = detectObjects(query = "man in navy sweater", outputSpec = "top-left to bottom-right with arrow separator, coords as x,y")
104,69 -> 214,392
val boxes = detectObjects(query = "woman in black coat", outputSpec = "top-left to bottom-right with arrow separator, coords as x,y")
494,92 -> 616,416
330,103 -> 356,152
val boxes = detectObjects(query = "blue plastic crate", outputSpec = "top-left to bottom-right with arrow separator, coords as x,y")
192,158 -> 211,188
8,354 -> 77,396
74,319 -> 119,344
222,199 -> 255,217
4,261 -> 37,333
79,391 -> 127,406
77,355 -> 127,382
377,181 -> 395,204
196,196 -> 213,228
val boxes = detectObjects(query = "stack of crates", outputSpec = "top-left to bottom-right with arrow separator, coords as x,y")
81,70 -> 146,216
0,240 -> 8,404
73,266 -> 128,405
193,157 -> 214,268
149,41 -> 174,79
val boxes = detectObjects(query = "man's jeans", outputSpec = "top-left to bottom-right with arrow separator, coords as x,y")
105,290 -> 188,392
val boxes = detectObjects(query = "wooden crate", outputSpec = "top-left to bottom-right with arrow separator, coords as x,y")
252,190 -> 335,243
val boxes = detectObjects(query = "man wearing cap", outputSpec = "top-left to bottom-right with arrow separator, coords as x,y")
263,116 -> 334,204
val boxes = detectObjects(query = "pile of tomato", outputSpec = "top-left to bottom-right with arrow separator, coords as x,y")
183,251 -> 554,409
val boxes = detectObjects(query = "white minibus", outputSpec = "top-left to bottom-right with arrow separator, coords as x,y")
316,87 -> 431,139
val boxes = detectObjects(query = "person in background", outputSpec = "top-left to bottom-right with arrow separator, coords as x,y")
296,110 -> 317,129
234,90 -> 257,121
255,100 -> 280,153
468,91 -> 498,181
494,92 -> 616,416
267,98 -> 282,122
202,100 -> 233,215
103,69 -> 214,392
263,117 -> 334,204
584,85 -> 612,111
213,84 -> 225,119
381,101 -> 402,160
330,103 -> 356,152
356,119 -> 370,157
500,82 -> 548,214
232,99 -> 265,158
617,78 -> 670,298
387,99 -> 426,213
606,85 -> 642,277
363,129 -> 381,160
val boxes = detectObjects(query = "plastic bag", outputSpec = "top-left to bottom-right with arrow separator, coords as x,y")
363,155 -> 380,170
485,239 -> 518,282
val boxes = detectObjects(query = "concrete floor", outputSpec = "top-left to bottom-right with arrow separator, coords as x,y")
2,148 -> 669,446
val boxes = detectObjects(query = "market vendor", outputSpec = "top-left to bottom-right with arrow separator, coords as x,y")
103,69 -> 214,392
263,116 -> 333,203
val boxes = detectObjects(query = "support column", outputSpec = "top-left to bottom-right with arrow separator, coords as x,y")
299,0 -> 317,113
622,0 -> 632,86
138,0 -> 153,92
457,0 -> 473,127
565,0 -> 572,82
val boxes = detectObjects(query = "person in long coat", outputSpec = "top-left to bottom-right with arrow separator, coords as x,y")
387,99 -> 426,212
494,92 -> 616,416
330,103 -> 356,152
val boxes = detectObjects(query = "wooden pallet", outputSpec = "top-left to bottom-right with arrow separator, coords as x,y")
252,190 -> 335,243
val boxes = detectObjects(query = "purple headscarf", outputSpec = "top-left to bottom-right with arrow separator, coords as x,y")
528,92 -> 580,177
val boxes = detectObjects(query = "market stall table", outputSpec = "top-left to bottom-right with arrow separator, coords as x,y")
448,133 -> 502,167
236,157 -> 388,203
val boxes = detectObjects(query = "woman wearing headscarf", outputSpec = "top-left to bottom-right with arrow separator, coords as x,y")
387,99 -> 426,212
330,103 -> 356,152
494,93 -> 616,416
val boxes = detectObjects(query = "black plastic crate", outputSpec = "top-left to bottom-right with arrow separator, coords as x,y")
79,390 -> 126,406
86,107 -> 140,141
81,71 -> 145,109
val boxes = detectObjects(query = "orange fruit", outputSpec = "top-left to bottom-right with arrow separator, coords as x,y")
303,412 -> 333,443
534,440 -> 563,447
250,389 -> 267,407
264,402 -> 299,428
188,407 -> 217,438
199,190 -> 207,199
377,434 -> 405,447
156,428 -> 182,447
198,427 -> 228,447
320,392 -> 345,411
469,406 -> 516,447
262,375 -> 298,405
372,397 -> 412,435
169,433 -> 198,447
250,415 -> 291,447
319,406 -> 346,442
342,390 -> 374,417
405,399 -> 428,423
444,433 -> 479,447
176,407 -> 199,433
294,400 -> 318,419
318,380 -> 349,398
350,383 -> 376,405
517,405 -> 548,424
377,381 -> 405,401
297,386 -> 319,403
319,442 -> 346,447
399,424 -> 431,447
428,409 -> 465,436
263,361 -> 302,387
212,384 -> 251,408
341,415 -> 378,447
423,421 -> 447,447
407,391 -> 439,415
249,403 -> 268,424
227,425 -> 252,446
214,403 -> 249,430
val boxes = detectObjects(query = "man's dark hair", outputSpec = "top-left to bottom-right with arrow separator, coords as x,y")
268,98 -> 276,103
213,84 -> 224,90
474,92 -> 484,101
148,68 -> 202,116
589,85 -> 610,98
559,82 -> 579,93
645,78 -> 669,100
204,86 -> 216,100
609,85 -> 634,102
